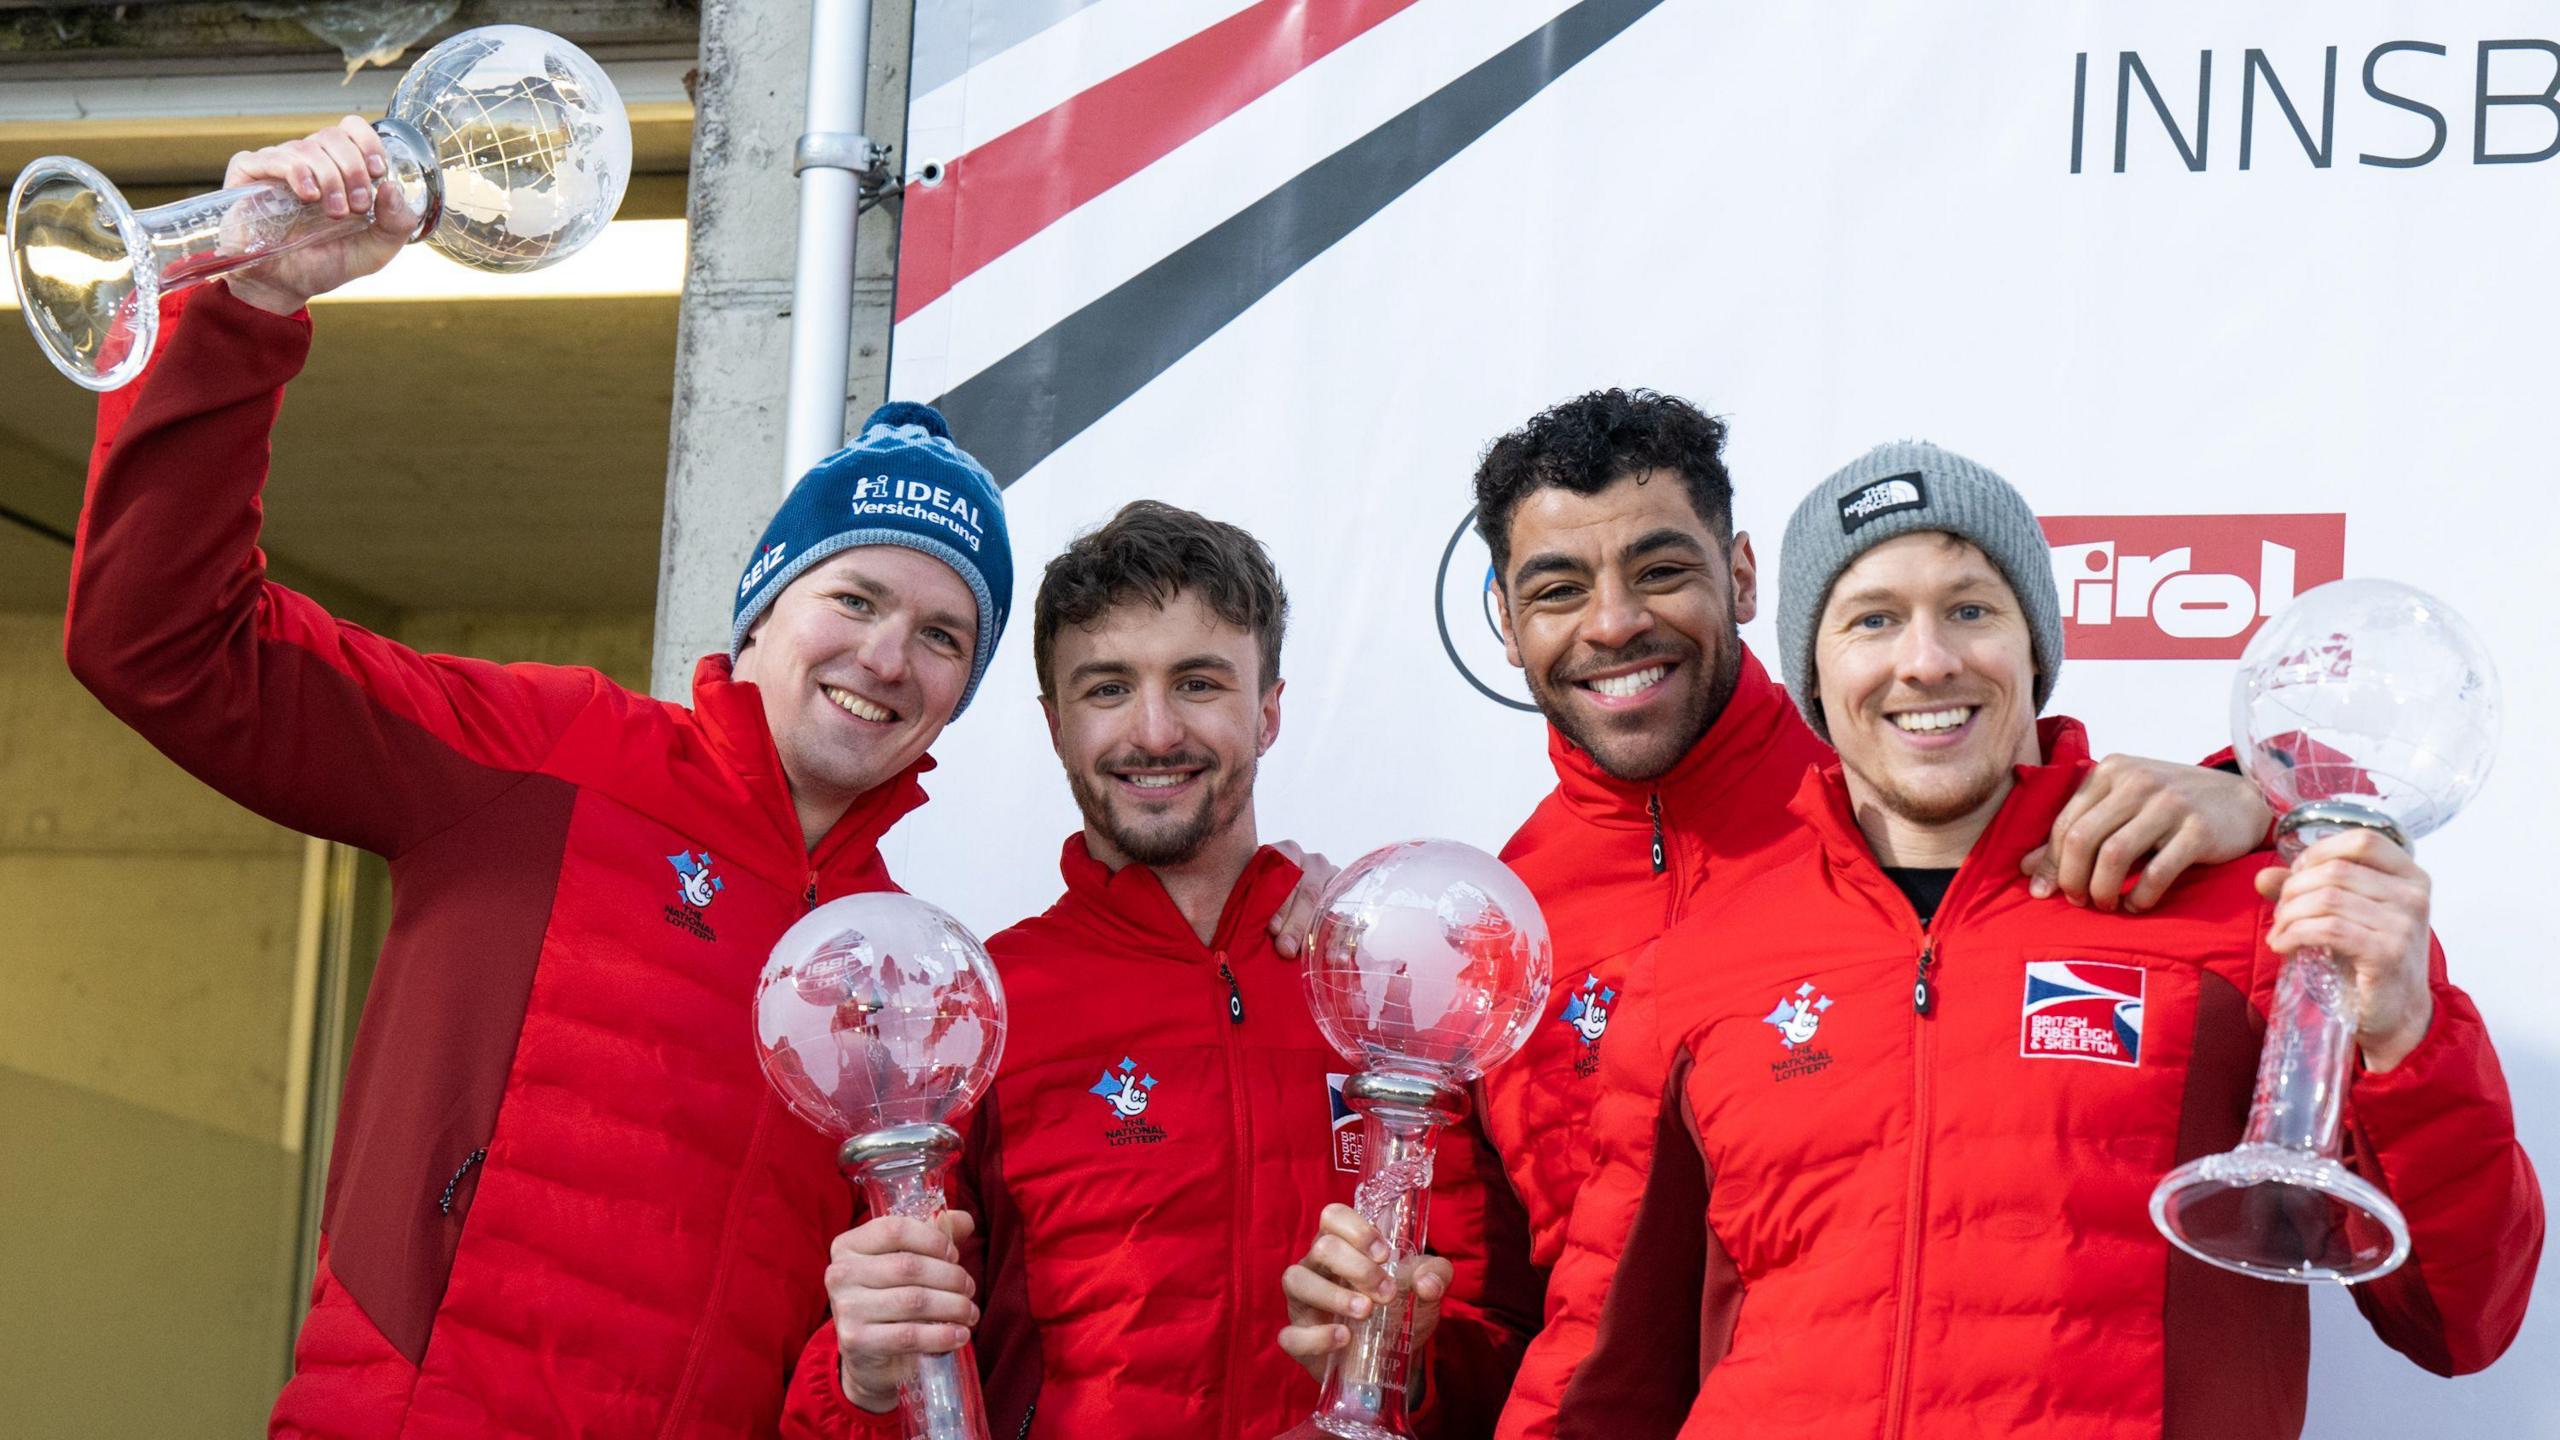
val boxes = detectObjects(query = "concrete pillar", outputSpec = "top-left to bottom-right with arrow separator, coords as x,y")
651,0 -> 912,698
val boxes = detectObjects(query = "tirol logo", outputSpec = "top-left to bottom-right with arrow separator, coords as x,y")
1763,981 -> 1836,1082
1090,1056 -> 1167,1146
1326,1073 -> 1362,1173
2042,514 -> 2345,660
1433,507 -> 1537,712
1838,472 -> 1928,532
2021,961 -> 2146,1068
1558,975 -> 1615,1077
662,851 -> 723,940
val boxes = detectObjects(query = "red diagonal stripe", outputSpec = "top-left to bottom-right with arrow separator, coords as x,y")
897,0 -> 1428,321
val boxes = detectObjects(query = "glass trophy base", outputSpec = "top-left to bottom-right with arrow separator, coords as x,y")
7,156 -> 151,391
1277,1419 -> 1403,1440
2151,1143 -> 2410,1285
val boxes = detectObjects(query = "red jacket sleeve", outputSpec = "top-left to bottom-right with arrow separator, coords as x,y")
2342,938 -> 2544,1375
1408,1098 -> 1540,1437
779,1324 -> 905,1440
1497,939 -> 1682,1440
64,284 -> 599,859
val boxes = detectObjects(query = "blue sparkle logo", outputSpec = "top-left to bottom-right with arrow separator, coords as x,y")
667,851 -> 724,910
1763,982 -> 1834,1051
1559,975 -> 1616,1048
1089,1056 -> 1160,1120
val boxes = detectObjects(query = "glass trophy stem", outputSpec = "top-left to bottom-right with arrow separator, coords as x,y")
1283,1072 -> 1468,1440
7,121 -> 439,390
844,1124 -> 991,1440
138,120 -> 439,299
2243,942 -> 2354,1156
2148,808 -> 2412,1285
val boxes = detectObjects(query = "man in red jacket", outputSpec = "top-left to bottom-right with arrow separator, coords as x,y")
1459,389 -> 2283,1437
67,123 -> 1019,1437
785,502 -> 1536,1438
1526,441 -> 2540,1438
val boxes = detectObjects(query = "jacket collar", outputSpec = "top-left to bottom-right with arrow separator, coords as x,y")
1791,715 -> 2093,882
1048,833 -> 1303,963
1546,646 -> 1803,830
690,653 -> 933,886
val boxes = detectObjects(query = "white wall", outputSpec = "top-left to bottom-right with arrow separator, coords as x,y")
887,2 -> 2560,1429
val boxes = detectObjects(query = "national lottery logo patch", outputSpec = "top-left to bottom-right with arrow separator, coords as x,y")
2019,960 -> 2146,1067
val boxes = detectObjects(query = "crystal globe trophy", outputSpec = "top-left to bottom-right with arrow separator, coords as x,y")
756,893 -> 1008,1440
7,23 -> 631,390
1279,839 -> 1550,1440
2150,578 -> 2500,1284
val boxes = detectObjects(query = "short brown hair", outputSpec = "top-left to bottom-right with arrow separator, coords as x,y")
1033,500 -> 1288,699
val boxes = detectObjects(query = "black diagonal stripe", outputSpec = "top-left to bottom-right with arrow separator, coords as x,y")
934,0 -> 1670,486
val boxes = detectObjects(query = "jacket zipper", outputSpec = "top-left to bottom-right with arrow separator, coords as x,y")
1211,945 -> 1251,1439
1647,792 -> 1666,874
803,876 -> 818,911
1216,955 -> 1244,1024
1883,937 -> 1937,1440
437,1147 -> 487,1216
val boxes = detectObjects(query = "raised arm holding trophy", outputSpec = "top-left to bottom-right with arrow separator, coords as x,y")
49,24 -> 1029,1429
9,24 -> 630,389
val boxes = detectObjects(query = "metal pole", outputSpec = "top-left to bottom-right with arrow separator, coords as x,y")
782,0 -> 878,489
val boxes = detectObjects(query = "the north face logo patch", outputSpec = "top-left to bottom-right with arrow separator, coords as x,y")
1839,472 -> 1929,533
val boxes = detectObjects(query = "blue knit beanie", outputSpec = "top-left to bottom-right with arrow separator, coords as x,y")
730,402 -> 1013,717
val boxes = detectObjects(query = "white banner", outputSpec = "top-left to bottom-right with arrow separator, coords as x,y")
884,3 -> 2560,1429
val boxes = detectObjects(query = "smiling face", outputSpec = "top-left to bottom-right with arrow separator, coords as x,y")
1044,588 -> 1279,870
1495,472 -> 1757,781
1815,532 -> 2042,853
731,547 -> 978,838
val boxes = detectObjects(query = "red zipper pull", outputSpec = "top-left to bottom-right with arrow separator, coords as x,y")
1648,793 -> 1666,874
1215,952 -> 1244,1024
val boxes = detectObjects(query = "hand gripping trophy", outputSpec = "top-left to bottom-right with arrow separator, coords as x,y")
2150,578 -> 2501,1284
756,894 -> 1008,1440
7,23 -> 631,390
1279,840 -> 1550,1440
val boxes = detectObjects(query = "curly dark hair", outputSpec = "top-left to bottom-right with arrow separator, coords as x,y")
1471,388 -> 1734,580
1034,500 -> 1288,698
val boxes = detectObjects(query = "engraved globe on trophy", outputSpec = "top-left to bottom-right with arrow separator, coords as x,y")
1279,839 -> 1550,1440
757,893 -> 1007,1440
2150,577 -> 2501,1284
7,23 -> 631,390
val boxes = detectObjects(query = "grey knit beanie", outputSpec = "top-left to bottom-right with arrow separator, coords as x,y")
1775,440 -> 2062,739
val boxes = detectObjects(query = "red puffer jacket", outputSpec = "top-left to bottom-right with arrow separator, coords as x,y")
1527,720 -> 2541,1440
1475,648 -> 1829,1346
73,287 -> 905,1436
1480,650 -> 1830,1284
783,838 -> 1540,1438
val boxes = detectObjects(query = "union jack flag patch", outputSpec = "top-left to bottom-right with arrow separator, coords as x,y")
2020,961 -> 2145,1068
